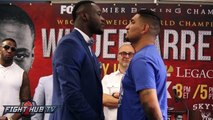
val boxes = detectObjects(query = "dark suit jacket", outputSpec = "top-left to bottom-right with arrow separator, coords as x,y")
50,30 -> 104,120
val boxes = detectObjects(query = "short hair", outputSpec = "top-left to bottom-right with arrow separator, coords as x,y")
72,0 -> 95,21
0,4 -> 35,39
1,38 -> 17,47
119,42 -> 131,49
118,42 -> 134,52
137,9 -> 161,35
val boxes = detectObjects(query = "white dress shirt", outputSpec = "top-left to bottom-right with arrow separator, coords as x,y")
102,70 -> 124,120
32,75 -> 53,120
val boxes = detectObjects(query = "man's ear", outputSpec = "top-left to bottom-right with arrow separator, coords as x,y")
141,24 -> 149,34
81,13 -> 89,22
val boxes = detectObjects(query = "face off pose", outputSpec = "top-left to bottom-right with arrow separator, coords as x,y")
50,1 -> 105,120
117,9 -> 167,120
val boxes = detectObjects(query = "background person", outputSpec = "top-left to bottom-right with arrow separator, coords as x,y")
0,38 -> 31,120
0,5 -> 35,120
31,75 -> 53,120
117,9 -> 167,120
102,43 -> 134,120
0,4 -> 35,72
50,1 -> 105,120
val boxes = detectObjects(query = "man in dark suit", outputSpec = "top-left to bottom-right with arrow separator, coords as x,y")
50,1 -> 105,120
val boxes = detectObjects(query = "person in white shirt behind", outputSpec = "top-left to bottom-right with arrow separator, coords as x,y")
102,43 -> 135,120
32,75 -> 53,120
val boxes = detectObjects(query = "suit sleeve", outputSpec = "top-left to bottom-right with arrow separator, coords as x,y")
32,78 -> 45,120
54,40 -> 99,119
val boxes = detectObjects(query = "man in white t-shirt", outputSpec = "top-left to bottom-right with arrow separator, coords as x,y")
0,38 -> 31,120
102,43 -> 135,120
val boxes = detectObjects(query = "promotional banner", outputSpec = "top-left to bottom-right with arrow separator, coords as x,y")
1,2 -> 212,119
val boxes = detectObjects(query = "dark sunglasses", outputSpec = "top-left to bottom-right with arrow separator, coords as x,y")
119,51 -> 134,58
2,45 -> 16,52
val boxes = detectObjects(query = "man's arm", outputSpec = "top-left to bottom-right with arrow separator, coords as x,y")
20,71 -> 31,101
10,71 -> 31,120
139,89 -> 162,120
102,93 -> 119,108
31,78 -> 45,120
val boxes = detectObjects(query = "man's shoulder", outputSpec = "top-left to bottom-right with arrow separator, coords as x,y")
102,71 -> 120,80
55,30 -> 83,53
58,29 -> 81,43
39,74 -> 53,83
109,70 -> 120,76
12,62 -> 24,72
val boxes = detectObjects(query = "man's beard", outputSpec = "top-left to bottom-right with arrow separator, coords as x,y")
89,23 -> 103,35
91,27 -> 103,35
124,37 -> 130,42
4,57 -> 13,63
124,37 -> 138,45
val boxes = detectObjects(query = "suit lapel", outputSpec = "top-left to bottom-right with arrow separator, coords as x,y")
91,53 -> 101,80
73,30 -> 101,81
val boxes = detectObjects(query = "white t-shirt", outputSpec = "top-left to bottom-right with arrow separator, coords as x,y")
102,70 -> 123,120
0,62 -> 24,117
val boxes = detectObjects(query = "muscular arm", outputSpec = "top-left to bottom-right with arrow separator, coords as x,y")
20,71 -> 31,101
11,71 -> 31,120
103,93 -> 119,108
139,89 -> 162,120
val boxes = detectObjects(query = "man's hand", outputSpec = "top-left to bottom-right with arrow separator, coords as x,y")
103,93 -> 119,108
112,92 -> 120,99
0,116 -> 7,120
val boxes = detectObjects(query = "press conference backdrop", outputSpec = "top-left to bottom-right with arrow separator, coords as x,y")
0,1 -> 212,120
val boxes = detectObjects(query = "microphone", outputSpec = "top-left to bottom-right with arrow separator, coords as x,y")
172,86 -> 180,102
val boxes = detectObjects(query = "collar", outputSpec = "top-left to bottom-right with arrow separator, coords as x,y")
0,62 -> 14,68
115,70 -> 123,75
74,27 -> 91,44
